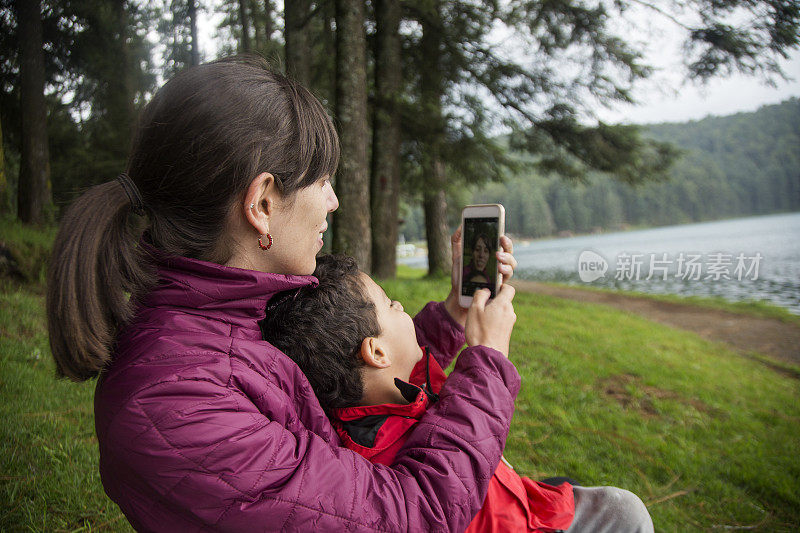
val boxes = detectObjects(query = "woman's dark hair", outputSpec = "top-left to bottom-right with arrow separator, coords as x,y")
471,233 -> 493,253
47,55 -> 340,381
260,255 -> 381,410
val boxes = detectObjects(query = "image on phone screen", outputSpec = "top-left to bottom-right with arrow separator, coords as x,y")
462,217 -> 499,297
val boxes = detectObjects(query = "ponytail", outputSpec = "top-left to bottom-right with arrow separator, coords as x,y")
46,181 -> 155,381
46,57 -> 340,380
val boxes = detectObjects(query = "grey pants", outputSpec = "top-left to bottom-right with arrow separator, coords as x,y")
565,486 -> 654,533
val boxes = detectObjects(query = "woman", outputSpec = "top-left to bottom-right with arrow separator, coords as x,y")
46,56 -> 519,531
463,233 -> 493,284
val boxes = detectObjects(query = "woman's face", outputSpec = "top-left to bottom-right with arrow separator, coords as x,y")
268,177 -> 339,275
472,237 -> 490,272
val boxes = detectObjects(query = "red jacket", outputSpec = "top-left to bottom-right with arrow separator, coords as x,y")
331,349 -> 575,533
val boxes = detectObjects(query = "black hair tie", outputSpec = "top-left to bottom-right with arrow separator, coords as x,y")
117,173 -> 146,216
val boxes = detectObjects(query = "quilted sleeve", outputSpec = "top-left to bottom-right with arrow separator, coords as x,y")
104,346 -> 519,532
413,301 -> 466,369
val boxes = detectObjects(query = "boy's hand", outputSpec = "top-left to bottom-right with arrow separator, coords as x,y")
465,285 -> 516,357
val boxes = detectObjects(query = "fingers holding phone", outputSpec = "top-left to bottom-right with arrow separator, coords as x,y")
465,284 -> 516,357
443,225 -> 470,327
450,225 -> 463,292
496,235 -> 517,283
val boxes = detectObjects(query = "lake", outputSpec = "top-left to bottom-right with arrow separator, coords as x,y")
400,212 -> 800,315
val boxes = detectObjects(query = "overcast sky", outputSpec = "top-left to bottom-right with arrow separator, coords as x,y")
594,46 -> 800,125
195,5 -> 800,127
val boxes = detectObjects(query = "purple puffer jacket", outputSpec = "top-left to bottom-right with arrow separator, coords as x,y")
94,247 -> 520,532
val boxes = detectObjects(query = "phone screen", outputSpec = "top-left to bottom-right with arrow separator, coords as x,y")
461,217 -> 499,297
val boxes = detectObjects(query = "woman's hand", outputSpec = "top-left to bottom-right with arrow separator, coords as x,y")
465,285 -> 516,357
443,227 -> 517,327
496,235 -> 517,283
443,226 -> 468,327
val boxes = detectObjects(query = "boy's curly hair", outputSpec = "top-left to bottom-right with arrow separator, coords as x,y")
260,254 -> 381,409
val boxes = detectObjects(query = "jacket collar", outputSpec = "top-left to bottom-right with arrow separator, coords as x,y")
138,240 -> 318,335
330,348 -> 442,423
331,383 -> 432,422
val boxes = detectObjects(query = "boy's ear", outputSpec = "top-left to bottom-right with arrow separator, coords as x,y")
359,337 -> 391,369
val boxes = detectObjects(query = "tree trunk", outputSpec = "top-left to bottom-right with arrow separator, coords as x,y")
238,0 -> 251,52
319,0 -> 336,104
251,0 -> 263,50
108,0 -> 134,162
420,1 -> 450,276
370,0 -> 401,279
284,0 -> 311,87
15,0 -> 51,224
0,116 -> 8,215
188,0 -> 200,66
333,0 -> 371,271
423,165 -> 450,277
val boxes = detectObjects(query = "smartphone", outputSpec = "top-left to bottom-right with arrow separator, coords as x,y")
459,204 -> 505,308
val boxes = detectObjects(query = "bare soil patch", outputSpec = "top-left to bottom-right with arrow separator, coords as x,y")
600,373 -> 718,418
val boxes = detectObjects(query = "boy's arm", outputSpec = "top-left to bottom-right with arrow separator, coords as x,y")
414,301 -> 466,369
104,346 -> 519,533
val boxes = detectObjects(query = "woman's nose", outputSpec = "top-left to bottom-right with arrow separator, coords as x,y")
328,187 -> 339,212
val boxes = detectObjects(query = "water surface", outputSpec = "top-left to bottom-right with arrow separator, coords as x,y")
401,212 -> 800,315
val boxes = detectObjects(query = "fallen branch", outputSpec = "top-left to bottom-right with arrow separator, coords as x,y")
646,489 -> 689,506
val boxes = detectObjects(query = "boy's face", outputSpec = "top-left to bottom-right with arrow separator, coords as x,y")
359,273 -> 423,381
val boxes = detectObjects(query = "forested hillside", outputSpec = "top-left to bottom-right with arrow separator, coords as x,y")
401,98 -> 799,241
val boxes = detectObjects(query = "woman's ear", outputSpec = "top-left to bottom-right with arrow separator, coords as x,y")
243,172 -> 278,234
359,337 -> 391,369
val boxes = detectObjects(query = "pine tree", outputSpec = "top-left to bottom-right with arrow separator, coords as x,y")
333,0 -> 371,270
0,115 -> 8,214
15,0 -> 51,223
238,0 -> 251,52
417,0 -> 451,277
370,0 -> 402,279
284,0 -> 311,87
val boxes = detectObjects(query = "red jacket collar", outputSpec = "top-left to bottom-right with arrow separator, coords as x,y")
330,347 -> 446,423
331,386 -> 432,421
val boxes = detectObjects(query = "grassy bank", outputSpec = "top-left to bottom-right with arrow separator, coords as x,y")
0,288 -> 130,532
385,272 -> 800,531
2,227 -> 798,531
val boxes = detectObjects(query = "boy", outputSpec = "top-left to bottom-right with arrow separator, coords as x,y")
261,254 -> 573,531
262,255 -> 652,532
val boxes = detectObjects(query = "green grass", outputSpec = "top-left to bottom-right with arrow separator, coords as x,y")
382,271 -> 800,532
2,225 -> 799,531
0,288 -> 133,532
0,215 -> 57,287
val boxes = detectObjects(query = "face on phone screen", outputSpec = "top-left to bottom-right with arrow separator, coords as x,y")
461,217 -> 499,297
